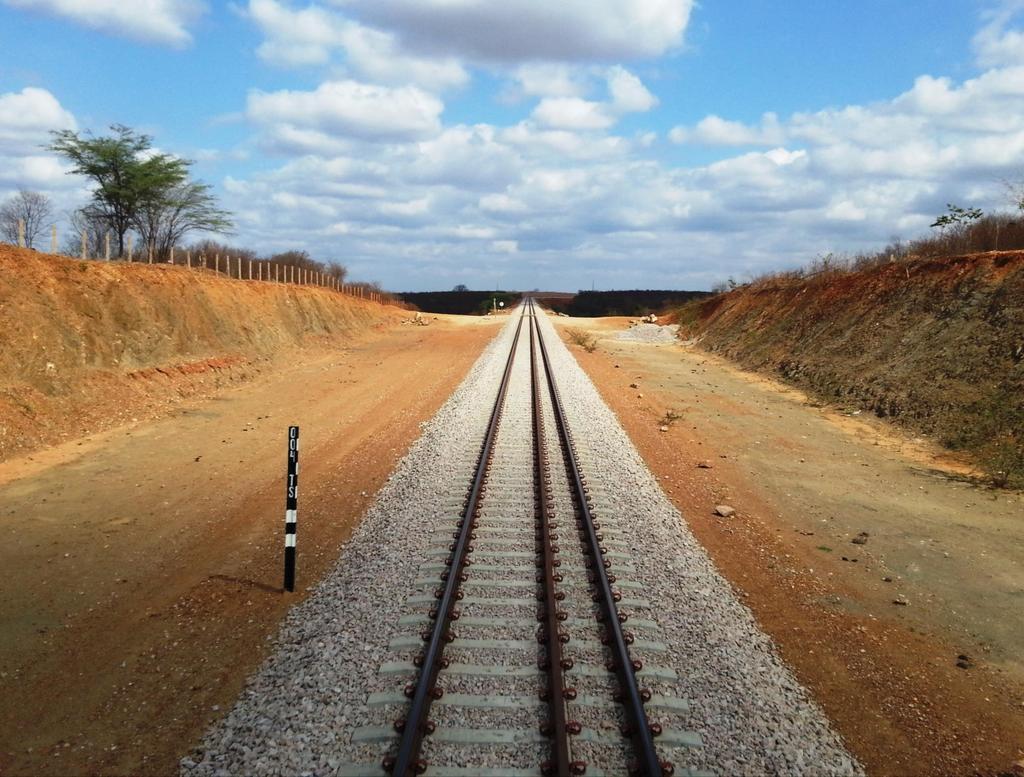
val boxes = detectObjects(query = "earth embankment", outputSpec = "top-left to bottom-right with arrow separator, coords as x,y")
675,251 -> 1024,484
0,245 -> 400,461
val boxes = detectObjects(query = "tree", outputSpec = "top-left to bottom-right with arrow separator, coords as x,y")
452,283 -> 469,292
0,190 -> 53,248
135,178 -> 232,259
269,250 -> 347,282
49,124 -> 231,258
61,207 -> 107,257
1002,176 -> 1024,213
931,203 -> 983,230
49,125 -> 150,256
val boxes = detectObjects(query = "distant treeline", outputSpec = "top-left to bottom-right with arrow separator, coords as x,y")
548,290 -> 712,317
397,290 -> 523,315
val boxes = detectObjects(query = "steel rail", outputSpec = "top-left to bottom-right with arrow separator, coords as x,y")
531,299 -> 667,777
388,308 -> 527,777
530,304 -> 576,776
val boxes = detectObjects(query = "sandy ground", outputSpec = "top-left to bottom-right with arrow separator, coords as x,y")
0,315 -> 499,777
556,316 -> 1024,777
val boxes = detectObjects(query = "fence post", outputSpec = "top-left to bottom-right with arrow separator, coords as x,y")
127,234 -> 134,263
215,254 -> 219,274
187,250 -> 191,268
237,256 -> 242,279
202,254 -> 207,270
105,232 -> 111,261
170,246 -> 175,265
248,259 -> 252,281
284,426 -> 299,592
81,230 -> 87,260
148,244 -> 153,264
50,224 -> 57,254
17,219 -> 25,248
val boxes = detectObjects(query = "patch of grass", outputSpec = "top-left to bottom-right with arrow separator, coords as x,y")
817,546 -> 833,552
566,327 -> 597,353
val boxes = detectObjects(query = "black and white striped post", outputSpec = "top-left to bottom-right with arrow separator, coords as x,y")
283,426 -> 299,592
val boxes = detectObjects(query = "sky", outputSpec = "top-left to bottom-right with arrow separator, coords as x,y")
1,1 -> 1024,292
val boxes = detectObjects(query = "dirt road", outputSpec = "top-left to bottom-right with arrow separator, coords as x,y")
0,316 -> 498,776
556,317 -> 1024,776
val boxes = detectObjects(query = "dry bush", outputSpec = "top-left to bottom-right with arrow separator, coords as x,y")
566,327 -> 597,352
714,213 -> 1024,296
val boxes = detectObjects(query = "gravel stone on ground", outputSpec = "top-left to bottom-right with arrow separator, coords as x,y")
616,323 -> 680,344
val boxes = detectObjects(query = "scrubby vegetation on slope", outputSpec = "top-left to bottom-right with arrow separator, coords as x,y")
677,251 -> 1024,487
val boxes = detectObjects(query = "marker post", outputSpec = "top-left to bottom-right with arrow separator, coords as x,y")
284,426 -> 299,592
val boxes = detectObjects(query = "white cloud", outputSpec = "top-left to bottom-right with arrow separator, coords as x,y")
532,97 -> 613,131
247,0 -> 347,66
404,125 -> 521,190
606,66 -> 658,113
973,0 -> 1024,67
109,5 -> 1024,291
3,0 -> 205,46
529,67 -> 655,131
332,0 -> 693,62
0,87 -> 77,151
501,122 -> 631,160
0,87 -> 86,224
513,64 -> 588,98
479,193 -> 528,214
247,80 -> 444,143
246,0 -> 468,89
670,113 -> 783,146
492,239 -> 518,253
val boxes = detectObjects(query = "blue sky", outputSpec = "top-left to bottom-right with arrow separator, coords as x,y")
1,1 -> 1023,291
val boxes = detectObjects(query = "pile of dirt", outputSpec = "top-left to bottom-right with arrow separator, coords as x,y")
0,245 -> 400,461
674,251 -> 1024,485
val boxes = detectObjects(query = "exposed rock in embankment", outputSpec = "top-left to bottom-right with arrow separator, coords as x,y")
674,251 -> 1024,485
0,246 -> 400,461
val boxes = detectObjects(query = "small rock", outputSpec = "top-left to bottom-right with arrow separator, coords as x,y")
659,425 -> 669,432
956,653 -> 973,669
882,576 -> 893,582
696,462 -> 712,469
713,505 -> 736,518
629,383 -> 639,389
892,595 -> 909,606
851,532 -> 869,545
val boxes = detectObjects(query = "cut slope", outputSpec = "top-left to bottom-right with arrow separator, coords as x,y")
675,251 -> 1024,485
0,246 -> 401,461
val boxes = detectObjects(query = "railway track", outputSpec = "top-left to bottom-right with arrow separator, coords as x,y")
347,302 -> 704,776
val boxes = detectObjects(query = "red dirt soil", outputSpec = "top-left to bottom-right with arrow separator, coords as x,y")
0,245 -> 404,463
0,248 -> 500,775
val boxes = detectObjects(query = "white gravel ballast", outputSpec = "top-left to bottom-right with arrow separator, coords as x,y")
184,308 -> 861,777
